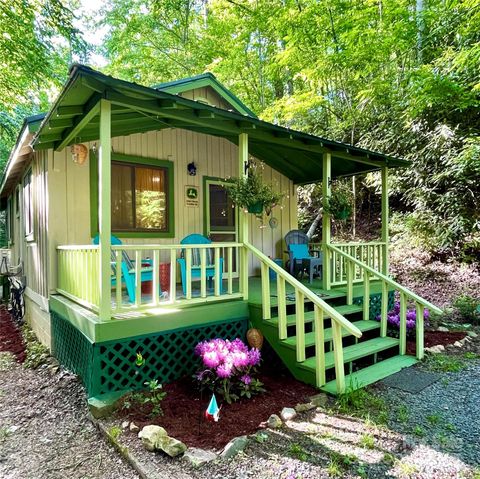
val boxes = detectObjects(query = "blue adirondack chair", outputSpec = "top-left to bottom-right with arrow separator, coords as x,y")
92,235 -> 157,303
177,234 -> 223,296
285,229 -> 322,283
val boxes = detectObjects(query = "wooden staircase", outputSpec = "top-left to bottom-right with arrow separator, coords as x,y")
249,291 -> 418,395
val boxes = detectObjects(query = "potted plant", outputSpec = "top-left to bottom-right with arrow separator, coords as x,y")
323,189 -> 353,220
225,172 -> 283,216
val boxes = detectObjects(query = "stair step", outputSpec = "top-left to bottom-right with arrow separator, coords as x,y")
321,355 -> 418,395
268,304 -> 363,328
282,320 -> 380,349
299,336 -> 400,371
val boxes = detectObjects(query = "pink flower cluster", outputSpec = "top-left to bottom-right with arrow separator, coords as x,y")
195,338 -> 261,380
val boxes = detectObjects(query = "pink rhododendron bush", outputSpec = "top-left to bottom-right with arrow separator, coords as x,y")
194,338 -> 265,403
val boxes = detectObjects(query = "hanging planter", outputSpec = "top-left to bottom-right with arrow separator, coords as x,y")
225,171 -> 283,217
323,189 -> 353,220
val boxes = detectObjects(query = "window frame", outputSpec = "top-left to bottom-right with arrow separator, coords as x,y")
23,168 -> 34,241
90,152 -> 175,238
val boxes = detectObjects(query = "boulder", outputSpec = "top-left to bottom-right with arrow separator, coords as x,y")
453,341 -> 463,348
309,393 -> 329,408
280,407 -> 297,421
129,422 -> 139,432
183,447 -> 218,467
437,326 -> 449,332
158,436 -> 187,457
138,425 -> 167,452
220,435 -> 248,459
267,414 -> 282,429
295,402 -> 316,413
467,331 -> 478,338
121,421 -> 130,429
425,344 -> 445,354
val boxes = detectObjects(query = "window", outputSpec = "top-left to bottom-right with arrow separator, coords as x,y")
23,169 -> 33,238
111,162 -> 169,232
6,197 -> 13,244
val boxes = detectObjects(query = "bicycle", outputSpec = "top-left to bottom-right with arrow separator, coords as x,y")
8,274 -> 26,326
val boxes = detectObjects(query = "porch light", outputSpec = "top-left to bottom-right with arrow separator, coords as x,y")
187,161 -> 197,176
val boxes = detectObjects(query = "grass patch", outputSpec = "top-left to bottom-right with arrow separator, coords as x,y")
22,325 -> 49,369
413,425 -> 425,437
0,352 -> 15,371
397,405 -> 409,424
423,353 -> 466,373
426,414 -> 441,425
359,433 -> 375,449
0,427 -> 11,443
326,451 -> 358,476
335,384 -> 388,424
107,425 -> 122,441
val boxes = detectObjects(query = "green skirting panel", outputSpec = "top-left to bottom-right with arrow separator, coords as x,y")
51,311 -> 247,397
353,291 -> 395,321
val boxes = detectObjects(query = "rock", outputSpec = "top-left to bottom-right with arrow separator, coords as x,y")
267,414 -> 282,429
6,425 -> 19,434
158,436 -> 187,457
425,344 -> 445,354
309,393 -> 329,408
295,402 -> 316,413
220,435 -> 248,459
138,425 -> 167,452
467,331 -> 478,338
453,341 -> 463,348
129,422 -> 139,432
280,407 -> 297,421
183,447 -> 217,467
437,326 -> 449,332
121,421 -> 130,429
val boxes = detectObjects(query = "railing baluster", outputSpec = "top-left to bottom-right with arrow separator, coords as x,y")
381,281 -> 388,337
277,276 -> 287,340
115,250 -> 122,310
170,249 -> 176,303
135,250 -> 141,308
227,247 -> 233,294
200,248 -> 207,298
295,290 -> 305,362
314,306 -> 326,387
261,262 -> 271,320
399,292 -> 407,355
363,270 -> 370,320
346,260 -> 353,305
214,247 -> 221,296
185,248 -> 192,300
332,321 -> 345,394
416,303 -> 424,360
153,250 -> 160,305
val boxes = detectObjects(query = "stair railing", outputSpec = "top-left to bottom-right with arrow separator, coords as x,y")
327,244 -> 442,360
244,242 -> 362,392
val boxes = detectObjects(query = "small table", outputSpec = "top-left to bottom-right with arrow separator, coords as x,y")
301,257 -> 322,283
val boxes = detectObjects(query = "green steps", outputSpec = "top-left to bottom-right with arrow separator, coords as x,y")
281,320 -> 380,349
321,355 -> 418,395
299,336 -> 400,371
267,304 -> 363,328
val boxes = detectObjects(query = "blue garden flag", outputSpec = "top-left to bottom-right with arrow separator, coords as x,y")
205,393 -> 220,422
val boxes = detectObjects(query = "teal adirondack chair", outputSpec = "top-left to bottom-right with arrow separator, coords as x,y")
177,234 -> 223,296
92,235 -> 157,303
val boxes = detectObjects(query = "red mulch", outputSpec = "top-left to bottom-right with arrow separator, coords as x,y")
406,330 -> 467,355
0,305 -> 26,362
120,371 -> 316,450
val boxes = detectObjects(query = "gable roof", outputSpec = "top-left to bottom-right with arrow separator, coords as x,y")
1,64 -> 408,199
153,73 -> 258,118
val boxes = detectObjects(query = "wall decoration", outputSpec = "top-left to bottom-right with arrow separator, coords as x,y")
185,185 -> 199,207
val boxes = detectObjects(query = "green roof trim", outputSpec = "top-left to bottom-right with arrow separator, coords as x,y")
153,72 -> 258,118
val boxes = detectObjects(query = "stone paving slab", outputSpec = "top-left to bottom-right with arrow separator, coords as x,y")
380,366 -> 440,393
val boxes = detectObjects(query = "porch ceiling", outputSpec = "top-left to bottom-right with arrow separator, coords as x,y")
33,65 -> 408,184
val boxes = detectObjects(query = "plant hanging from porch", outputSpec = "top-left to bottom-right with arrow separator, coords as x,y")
323,184 -> 354,220
225,170 -> 283,217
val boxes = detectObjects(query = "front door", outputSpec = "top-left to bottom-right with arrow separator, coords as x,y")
205,178 -> 238,276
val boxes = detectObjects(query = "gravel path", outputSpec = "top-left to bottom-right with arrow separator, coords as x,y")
0,353 -> 139,479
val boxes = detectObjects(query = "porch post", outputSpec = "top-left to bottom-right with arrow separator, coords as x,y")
98,99 -> 112,320
322,152 -> 332,290
381,166 -> 389,276
238,133 -> 249,300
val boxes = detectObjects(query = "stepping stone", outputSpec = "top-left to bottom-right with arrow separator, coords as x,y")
380,367 -> 440,393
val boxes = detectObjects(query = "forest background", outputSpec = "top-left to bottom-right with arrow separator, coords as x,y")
1,0 -> 479,263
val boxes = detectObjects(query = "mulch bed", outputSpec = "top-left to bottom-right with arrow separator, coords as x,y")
406,330 -> 467,355
119,371 -> 316,450
0,305 -> 26,362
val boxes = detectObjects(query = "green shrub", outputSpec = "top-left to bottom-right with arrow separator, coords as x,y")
452,294 -> 480,324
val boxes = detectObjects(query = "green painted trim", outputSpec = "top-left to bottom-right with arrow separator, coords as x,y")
155,73 -> 258,118
89,151 -> 175,239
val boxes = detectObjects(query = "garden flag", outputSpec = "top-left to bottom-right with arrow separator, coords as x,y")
135,352 -> 145,367
205,393 -> 220,422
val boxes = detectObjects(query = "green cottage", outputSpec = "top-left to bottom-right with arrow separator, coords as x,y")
0,65 -> 440,400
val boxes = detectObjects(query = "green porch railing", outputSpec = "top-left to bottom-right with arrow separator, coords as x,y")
57,246 -> 100,310
327,244 -> 442,360
244,242 -> 362,393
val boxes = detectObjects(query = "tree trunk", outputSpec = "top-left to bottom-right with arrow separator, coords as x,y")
306,208 -> 323,239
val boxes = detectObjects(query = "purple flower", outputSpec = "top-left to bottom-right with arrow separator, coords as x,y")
216,363 -> 233,378
248,348 -> 261,367
230,338 -> 249,353
203,351 -> 220,368
240,374 -> 252,385
232,351 -> 249,368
